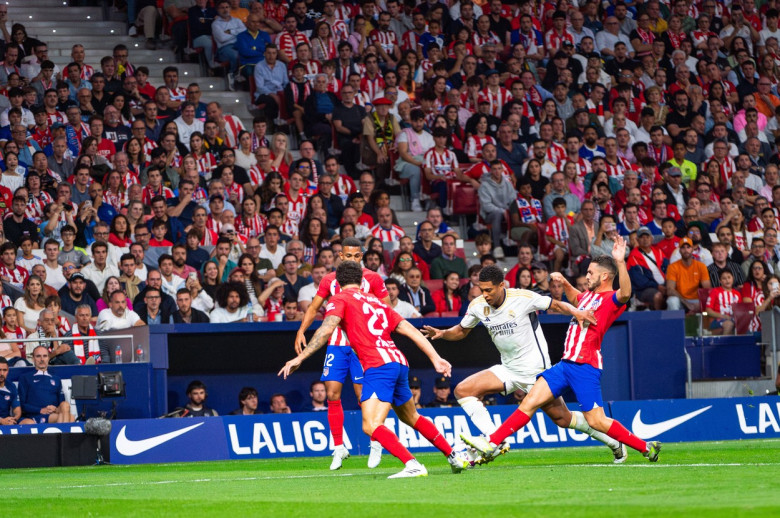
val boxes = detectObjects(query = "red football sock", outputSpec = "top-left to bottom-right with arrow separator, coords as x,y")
327,400 -> 344,447
413,416 -> 453,456
371,425 -> 414,464
607,420 -> 648,453
489,409 -> 531,445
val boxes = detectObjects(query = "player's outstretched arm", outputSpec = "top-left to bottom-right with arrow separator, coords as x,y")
550,271 -> 581,305
294,294 -> 327,354
280,314 -> 341,379
421,324 -> 472,342
397,320 -> 452,377
549,299 -> 597,327
612,236 -> 632,304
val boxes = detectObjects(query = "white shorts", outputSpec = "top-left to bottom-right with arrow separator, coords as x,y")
488,364 -> 537,396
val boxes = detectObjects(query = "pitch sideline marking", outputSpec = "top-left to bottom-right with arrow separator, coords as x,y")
6,463 -> 780,492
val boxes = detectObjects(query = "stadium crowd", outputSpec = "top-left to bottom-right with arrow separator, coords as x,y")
0,0 -> 779,380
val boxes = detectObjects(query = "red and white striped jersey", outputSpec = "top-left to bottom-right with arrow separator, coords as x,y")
103,189 -> 127,211
556,155 -> 592,177
706,287 -> 741,316
235,213 -> 267,238
546,141 -> 566,164
120,171 -> 140,191
292,59 -> 322,82
223,115 -> 245,149
0,264 -> 29,290
464,135 -> 496,160
143,137 -> 158,156
424,148 -> 459,179
277,31 -> 311,62
31,126 -> 52,149
477,87 -> 512,117
354,90 -> 371,107
264,0 -> 288,22
327,19 -> 349,42
26,191 -> 53,224
225,181 -> 245,205
80,64 -> 94,80
142,185 -> 174,205
193,152 -> 217,176
169,86 -> 187,102
206,214 -> 222,234
562,290 -> 626,369
285,187 -> 308,221
325,76 -> 342,94
401,30 -> 425,51
198,227 -> 219,246
741,282 -> 765,332
332,174 -> 356,197
45,110 -> 66,126
545,215 -> 569,244
247,165 -> 267,187
370,223 -> 405,242
369,29 -> 399,55
325,287 -> 406,369
705,156 -> 737,187
280,216 -> 298,237
334,4 -> 356,21
473,31 -> 502,47
360,74 -> 386,101
605,156 -> 635,180
465,159 -> 512,180
544,29 -> 574,53
317,268 -> 390,346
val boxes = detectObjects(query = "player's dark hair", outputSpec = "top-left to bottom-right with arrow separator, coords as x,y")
335,261 -> 364,287
478,265 -> 504,285
0,356 -> 8,366
591,255 -> 618,280
341,237 -> 362,249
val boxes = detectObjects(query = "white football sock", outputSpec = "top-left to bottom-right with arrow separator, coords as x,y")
458,396 -> 497,436
569,410 -> 620,449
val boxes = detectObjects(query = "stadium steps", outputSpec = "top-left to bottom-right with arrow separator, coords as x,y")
18,1 -> 255,124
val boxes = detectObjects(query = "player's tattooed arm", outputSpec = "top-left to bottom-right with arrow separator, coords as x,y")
398,320 -> 452,377
279,315 -> 342,379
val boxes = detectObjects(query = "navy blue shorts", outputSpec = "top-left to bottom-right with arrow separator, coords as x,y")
24,414 -> 49,424
320,345 -> 365,384
540,360 -> 604,412
360,363 -> 413,407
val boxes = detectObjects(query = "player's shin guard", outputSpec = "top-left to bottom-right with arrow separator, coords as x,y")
371,425 -> 415,464
327,400 -> 344,447
606,419 -> 648,453
569,411 -> 620,449
458,397 -> 498,436
413,416 -> 453,456
490,409 -> 531,445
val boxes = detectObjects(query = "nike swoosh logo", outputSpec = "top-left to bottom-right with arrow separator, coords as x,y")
631,406 -> 712,439
115,422 -> 204,456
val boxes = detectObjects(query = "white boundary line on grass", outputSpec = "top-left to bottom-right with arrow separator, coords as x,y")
6,462 -> 780,491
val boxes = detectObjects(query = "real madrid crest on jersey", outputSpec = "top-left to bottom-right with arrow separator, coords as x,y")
509,310 -> 516,318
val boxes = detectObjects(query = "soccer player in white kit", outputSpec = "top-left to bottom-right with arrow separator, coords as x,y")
423,265 -> 628,463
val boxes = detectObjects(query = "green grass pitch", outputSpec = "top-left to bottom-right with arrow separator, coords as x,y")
5,440 -> 780,516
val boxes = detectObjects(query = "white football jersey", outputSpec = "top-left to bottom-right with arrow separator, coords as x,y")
460,289 -> 553,377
